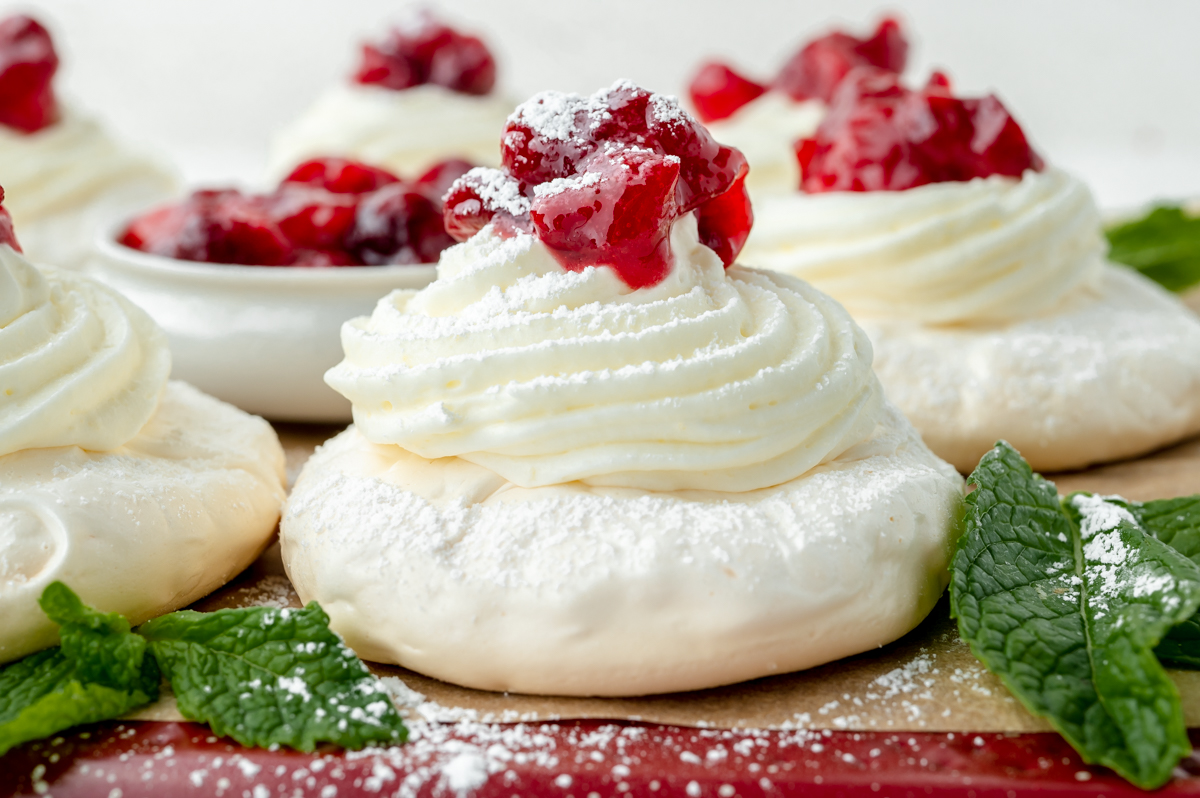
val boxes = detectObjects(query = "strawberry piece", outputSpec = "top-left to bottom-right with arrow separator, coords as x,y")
530,149 -> 681,289
282,157 -> 400,194
687,62 -> 767,124
775,17 -> 907,103
353,13 -> 495,96
445,82 -> 753,287
443,167 -> 531,242
0,15 -> 59,133
0,185 -> 21,251
695,164 -> 752,267
796,67 -> 1044,193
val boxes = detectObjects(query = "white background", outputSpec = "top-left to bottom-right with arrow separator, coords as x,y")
17,0 -> 1200,209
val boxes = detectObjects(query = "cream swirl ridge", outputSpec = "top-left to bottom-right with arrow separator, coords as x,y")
0,107 -> 177,223
267,84 -> 512,179
742,168 -> 1105,324
0,245 -> 170,457
326,213 -> 883,492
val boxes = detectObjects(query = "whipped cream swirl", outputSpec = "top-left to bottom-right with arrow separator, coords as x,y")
0,107 -> 177,226
742,168 -> 1105,324
0,245 -> 170,457
327,213 -> 883,492
705,93 -> 825,199
268,84 -> 512,179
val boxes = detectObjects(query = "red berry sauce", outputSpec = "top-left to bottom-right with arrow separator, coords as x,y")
796,68 -> 1044,193
119,157 -> 468,266
354,12 -> 495,96
0,15 -> 59,134
0,186 -> 22,251
443,81 -> 752,289
688,17 -> 907,124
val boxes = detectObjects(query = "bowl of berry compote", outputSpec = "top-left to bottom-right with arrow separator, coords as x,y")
89,157 -> 470,422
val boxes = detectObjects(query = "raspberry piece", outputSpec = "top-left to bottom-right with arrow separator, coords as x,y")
796,68 -> 1044,193
530,148 -> 681,289
282,157 -> 400,194
0,185 -> 21,251
0,15 -> 59,133
775,17 -> 907,103
353,12 -> 495,96
121,190 -> 294,266
687,62 -> 767,124
346,183 -> 448,265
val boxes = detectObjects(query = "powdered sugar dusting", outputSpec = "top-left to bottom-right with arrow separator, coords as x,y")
456,167 -> 530,217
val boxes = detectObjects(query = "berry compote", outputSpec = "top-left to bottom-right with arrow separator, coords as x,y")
119,157 -> 468,266
0,186 -> 22,251
0,14 -> 59,133
688,17 -> 907,124
354,12 -> 495,96
443,81 -> 752,289
795,68 -> 1044,193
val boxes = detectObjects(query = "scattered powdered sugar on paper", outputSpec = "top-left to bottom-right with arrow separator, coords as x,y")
379,676 -> 544,725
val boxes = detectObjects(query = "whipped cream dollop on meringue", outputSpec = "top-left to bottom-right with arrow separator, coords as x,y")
742,168 -> 1104,324
0,244 -> 170,457
0,108 -> 178,267
705,93 -> 824,199
326,213 -> 883,492
267,84 -> 512,179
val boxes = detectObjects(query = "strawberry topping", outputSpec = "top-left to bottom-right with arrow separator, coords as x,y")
353,12 -> 495,96
687,17 -> 907,124
444,81 -> 752,289
687,63 -> 766,125
120,157 -> 469,266
0,15 -> 59,134
775,17 -> 907,103
796,68 -> 1044,193
0,186 -> 22,251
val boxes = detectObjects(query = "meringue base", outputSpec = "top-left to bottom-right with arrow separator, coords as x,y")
281,404 -> 962,697
866,264 -> 1200,473
0,381 -> 286,664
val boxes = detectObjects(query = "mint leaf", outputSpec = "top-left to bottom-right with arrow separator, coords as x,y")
139,603 -> 406,752
0,583 -> 159,757
1112,495 -> 1200,667
39,581 -> 151,689
950,442 -> 1200,789
1106,205 -> 1200,292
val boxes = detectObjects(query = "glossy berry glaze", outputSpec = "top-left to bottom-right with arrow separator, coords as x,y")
0,14 -> 59,133
688,18 -> 906,124
0,186 -> 22,250
796,68 -> 1044,193
443,81 -> 752,289
119,157 -> 469,266
354,12 -> 495,96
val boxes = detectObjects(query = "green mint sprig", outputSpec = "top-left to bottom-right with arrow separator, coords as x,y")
1107,205 -> 1200,292
0,584 -> 406,757
951,442 -> 1200,789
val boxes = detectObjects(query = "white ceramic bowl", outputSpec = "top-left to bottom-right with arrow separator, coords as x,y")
88,228 -> 436,422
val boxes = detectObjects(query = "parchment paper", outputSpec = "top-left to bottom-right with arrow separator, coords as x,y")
127,426 -> 1200,732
